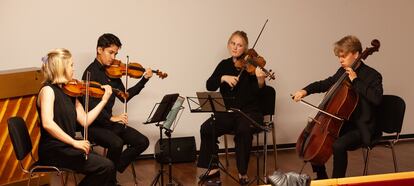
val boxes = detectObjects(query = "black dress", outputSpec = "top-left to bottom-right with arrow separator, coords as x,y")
37,84 -> 115,186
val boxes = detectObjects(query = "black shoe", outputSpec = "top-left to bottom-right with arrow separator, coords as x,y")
315,171 -> 328,180
239,177 -> 250,185
199,170 -> 220,180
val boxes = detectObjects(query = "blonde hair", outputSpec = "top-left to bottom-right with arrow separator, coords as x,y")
228,30 -> 249,49
41,48 -> 72,84
334,35 -> 362,56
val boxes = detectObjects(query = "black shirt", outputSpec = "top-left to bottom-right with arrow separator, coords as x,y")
37,84 -> 78,158
82,59 -> 149,127
303,62 -> 383,145
206,57 -> 263,113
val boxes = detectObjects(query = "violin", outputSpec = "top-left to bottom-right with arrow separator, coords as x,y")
105,59 -> 168,79
63,79 -> 128,100
233,19 -> 275,80
234,48 -> 275,80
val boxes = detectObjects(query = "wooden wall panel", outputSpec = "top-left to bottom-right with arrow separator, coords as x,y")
0,68 -> 45,186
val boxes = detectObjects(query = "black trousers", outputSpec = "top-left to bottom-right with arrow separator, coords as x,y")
197,111 -> 262,175
39,147 -> 115,186
312,124 -> 362,178
89,123 -> 150,173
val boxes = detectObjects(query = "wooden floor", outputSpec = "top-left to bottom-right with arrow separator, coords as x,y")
51,140 -> 414,186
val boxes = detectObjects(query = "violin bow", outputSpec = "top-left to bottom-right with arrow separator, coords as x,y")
290,94 -> 343,121
236,19 -> 269,79
84,71 -> 91,160
252,19 -> 268,49
123,56 -> 129,128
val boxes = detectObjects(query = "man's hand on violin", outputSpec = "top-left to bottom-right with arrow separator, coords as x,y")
110,113 -> 128,125
101,85 -> 112,102
221,75 -> 239,88
144,68 -> 153,79
255,67 -> 267,78
344,67 -> 357,82
292,90 -> 307,102
72,139 -> 90,154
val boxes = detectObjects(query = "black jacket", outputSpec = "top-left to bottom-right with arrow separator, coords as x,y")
303,62 -> 383,146
82,59 -> 149,127
206,57 -> 263,113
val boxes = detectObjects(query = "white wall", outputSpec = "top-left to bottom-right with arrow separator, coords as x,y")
1,0 -> 413,154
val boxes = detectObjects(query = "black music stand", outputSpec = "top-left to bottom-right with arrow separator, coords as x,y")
144,93 -> 183,186
187,92 -> 239,185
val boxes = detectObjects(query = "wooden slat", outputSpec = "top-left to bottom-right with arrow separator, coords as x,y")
0,68 -> 46,186
0,99 -> 10,152
0,98 -> 20,174
6,96 -> 37,182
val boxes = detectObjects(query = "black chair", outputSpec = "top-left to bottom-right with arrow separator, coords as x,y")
362,95 -> 406,175
8,116 -> 77,186
223,85 -> 277,181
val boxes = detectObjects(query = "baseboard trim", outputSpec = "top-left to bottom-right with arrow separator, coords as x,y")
138,133 -> 414,160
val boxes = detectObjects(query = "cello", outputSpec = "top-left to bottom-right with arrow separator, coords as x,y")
295,39 -> 380,165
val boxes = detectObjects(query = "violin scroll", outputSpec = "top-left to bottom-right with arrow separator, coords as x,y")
155,70 -> 168,79
360,39 -> 380,61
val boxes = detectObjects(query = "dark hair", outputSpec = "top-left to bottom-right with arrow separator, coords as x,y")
97,33 -> 122,49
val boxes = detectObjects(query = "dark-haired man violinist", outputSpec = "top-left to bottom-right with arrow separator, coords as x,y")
82,33 -> 153,184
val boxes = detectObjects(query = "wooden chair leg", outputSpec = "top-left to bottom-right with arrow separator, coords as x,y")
390,141 -> 398,172
263,130 -> 268,183
27,175 -> 31,186
64,172 -> 69,185
60,172 -> 66,186
363,148 -> 370,175
223,134 -> 229,167
73,172 -> 78,185
131,162 -> 138,186
271,123 -> 277,170
36,173 -> 41,186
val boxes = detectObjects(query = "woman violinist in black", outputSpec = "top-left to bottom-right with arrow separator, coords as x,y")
292,35 -> 383,179
197,31 -> 267,184
37,48 -> 115,186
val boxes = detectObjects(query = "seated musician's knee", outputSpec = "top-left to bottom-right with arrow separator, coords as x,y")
235,124 -> 253,137
109,138 -> 124,151
200,122 -> 213,136
103,158 -> 116,173
332,142 -> 346,154
140,135 -> 150,149
95,155 -> 116,175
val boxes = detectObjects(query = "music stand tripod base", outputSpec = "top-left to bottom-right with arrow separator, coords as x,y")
187,92 -> 239,185
145,94 -> 183,186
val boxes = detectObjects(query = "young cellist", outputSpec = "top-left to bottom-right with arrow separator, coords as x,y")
292,35 -> 383,179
